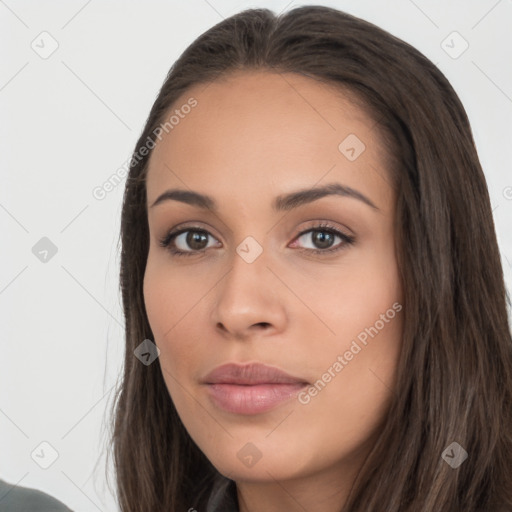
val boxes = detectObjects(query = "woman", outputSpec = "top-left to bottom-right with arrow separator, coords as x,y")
108,5 -> 512,511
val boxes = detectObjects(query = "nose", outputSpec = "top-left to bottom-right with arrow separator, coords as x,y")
211,246 -> 287,340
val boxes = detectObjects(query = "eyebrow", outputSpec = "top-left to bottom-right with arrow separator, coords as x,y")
149,182 -> 379,212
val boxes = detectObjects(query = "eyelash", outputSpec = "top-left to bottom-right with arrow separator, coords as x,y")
158,222 -> 355,258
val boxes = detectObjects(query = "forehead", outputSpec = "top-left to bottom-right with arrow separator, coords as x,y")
146,70 -> 392,212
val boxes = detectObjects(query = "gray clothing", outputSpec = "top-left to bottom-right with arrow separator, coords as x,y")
0,473 -> 237,511
205,473 -> 239,512
0,479 -> 72,512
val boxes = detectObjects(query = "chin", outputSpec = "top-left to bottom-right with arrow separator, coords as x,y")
205,440 -> 315,483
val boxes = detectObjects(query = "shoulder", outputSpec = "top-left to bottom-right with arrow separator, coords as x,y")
0,478 -> 73,512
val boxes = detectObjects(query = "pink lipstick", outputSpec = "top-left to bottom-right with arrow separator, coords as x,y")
202,362 -> 309,415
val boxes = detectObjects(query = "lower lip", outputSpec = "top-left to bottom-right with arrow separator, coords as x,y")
205,383 -> 308,415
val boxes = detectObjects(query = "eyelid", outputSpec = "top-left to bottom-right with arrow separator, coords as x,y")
294,220 -> 354,240
160,221 -> 220,242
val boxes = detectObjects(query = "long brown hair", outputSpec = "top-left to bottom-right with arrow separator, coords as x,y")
107,5 -> 512,511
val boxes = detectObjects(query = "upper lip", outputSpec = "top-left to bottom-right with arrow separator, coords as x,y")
202,362 -> 309,385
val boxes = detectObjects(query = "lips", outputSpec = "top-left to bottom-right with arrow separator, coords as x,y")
202,362 -> 309,385
202,362 -> 309,415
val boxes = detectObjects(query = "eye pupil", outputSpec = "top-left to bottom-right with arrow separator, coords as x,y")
313,231 -> 334,249
187,231 -> 208,250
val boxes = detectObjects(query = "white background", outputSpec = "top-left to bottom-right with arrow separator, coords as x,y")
1,1 -> 511,511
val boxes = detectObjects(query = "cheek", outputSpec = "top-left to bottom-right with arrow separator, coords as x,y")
290,247 -> 402,347
296,298 -> 403,464
143,252 -> 202,339
298,243 -> 404,420
143,257 -> 211,380
143,259 -> 188,371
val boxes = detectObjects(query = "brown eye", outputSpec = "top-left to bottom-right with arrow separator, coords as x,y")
159,223 -> 355,258
300,230 -> 337,250
159,228 -> 220,257
291,224 -> 355,255
182,230 -> 209,251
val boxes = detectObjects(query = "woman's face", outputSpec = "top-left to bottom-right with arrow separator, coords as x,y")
144,70 -> 403,485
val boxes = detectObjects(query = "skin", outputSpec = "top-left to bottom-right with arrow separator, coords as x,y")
143,70 -> 404,512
